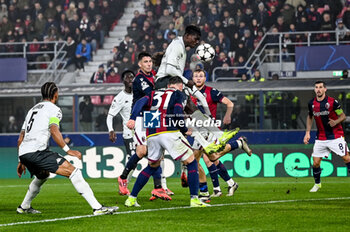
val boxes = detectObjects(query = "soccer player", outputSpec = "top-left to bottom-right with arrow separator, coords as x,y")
16,82 -> 118,215
304,81 -> 350,192
191,69 -> 252,199
124,76 -> 209,207
117,52 -> 171,200
107,70 -> 136,183
155,25 -> 235,154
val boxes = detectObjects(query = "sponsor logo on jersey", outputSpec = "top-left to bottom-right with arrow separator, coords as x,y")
143,110 -> 161,128
313,110 -> 330,117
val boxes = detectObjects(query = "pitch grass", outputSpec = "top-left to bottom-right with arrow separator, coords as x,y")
0,177 -> 349,232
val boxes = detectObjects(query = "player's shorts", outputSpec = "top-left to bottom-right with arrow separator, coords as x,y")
133,116 -> 146,146
19,149 -> 67,177
155,76 -> 171,90
192,131 -> 216,150
312,137 -> 348,158
147,131 -> 193,162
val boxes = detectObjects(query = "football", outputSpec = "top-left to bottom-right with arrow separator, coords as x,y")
195,43 -> 215,62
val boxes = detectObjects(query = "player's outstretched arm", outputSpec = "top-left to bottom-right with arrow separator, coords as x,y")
221,97 -> 234,125
50,125 -> 82,159
304,115 -> 313,144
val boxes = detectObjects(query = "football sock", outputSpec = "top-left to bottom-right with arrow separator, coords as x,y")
131,165 -> 157,197
346,162 -> 350,173
199,182 -> 208,193
21,177 -> 47,209
120,153 -> 141,179
228,138 -> 239,151
70,168 -> 102,209
208,164 -> 220,188
191,110 -> 223,138
312,167 -> 321,184
160,159 -> 168,189
192,130 -> 210,148
216,161 -> 231,182
186,160 -> 199,198
152,165 -> 162,189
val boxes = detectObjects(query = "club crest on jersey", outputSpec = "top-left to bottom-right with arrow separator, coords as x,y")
325,102 -> 330,109
141,81 -> 149,90
143,110 -> 161,128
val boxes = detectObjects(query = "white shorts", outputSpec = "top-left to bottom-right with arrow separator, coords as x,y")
312,137 -> 348,158
133,116 -> 146,146
192,131 -> 216,150
147,132 -> 193,162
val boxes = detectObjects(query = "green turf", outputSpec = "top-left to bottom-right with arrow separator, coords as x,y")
0,177 -> 349,232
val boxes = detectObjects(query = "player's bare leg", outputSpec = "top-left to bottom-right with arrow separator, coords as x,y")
310,157 -> 322,192
342,152 -> 350,177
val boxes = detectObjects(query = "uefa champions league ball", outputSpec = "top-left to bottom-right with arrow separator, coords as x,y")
195,43 -> 215,62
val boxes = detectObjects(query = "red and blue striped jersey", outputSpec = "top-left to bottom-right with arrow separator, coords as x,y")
130,88 -> 187,137
191,85 -> 224,119
132,70 -> 155,113
308,96 -> 344,140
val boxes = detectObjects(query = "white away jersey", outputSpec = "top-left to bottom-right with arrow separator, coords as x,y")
108,91 -> 133,139
19,101 -> 62,156
156,36 -> 186,80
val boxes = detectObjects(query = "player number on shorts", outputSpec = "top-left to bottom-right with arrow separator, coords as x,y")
339,143 -> 344,151
26,111 -> 38,132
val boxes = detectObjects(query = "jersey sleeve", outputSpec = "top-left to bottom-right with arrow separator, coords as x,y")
108,94 -> 123,117
49,107 -> 62,127
308,100 -> 313,117
333,99 -> 344,115
211,88 -> 224,103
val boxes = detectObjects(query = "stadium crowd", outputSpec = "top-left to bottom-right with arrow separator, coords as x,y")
0,0 -> 127,69
0,0 -> 348,79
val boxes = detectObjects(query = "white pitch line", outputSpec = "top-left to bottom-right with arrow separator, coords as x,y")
1,197 -> 350,227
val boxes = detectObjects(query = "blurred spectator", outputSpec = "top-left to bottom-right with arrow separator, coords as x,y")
249,70 -> 265,82
336,18 -> 349,40
108,46 -> 123,67
215,31 -> 231,54
266,5 -> 279,29
65,36 -> 77,68
34,13 -> 46,39
77,2 -> 86,18
66,2 -> 77,21
79,13 -> 89,33
238,73 -> 249,82
275,16 -> 288,32
164,22 -> 178,42
106,68 -> 121,83
183,9 -> 196,26
6,116 -> 19,133
90,64 -> 107,83
217,62 -> 233,77
272,72 -> 280,80
74,38 -> 91,71
0,3 -> 7,20
69,13 -> 80,32
174,10 -> 184,30
87,0 -> 99,20
79,96 -> 93,132
95,107 -> 108,131
36,36 -> 52,69
100,0 -> 114,33
194,9 -> 206,27
117,56 -> 132,75
118,34 -> 133,55
158,9 -> 173,31
85,23 -> 100,54
44,1 -> 57,20
281,4 -> 295,26
320,12 -> 335,31
127,22 -> 142,43
342,69 -> 349,80
131,10 -> 145,29
307,4 -> 321,31
256,2 -> 268,28
154,31 -> 167,50
265,27 -> 279,62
